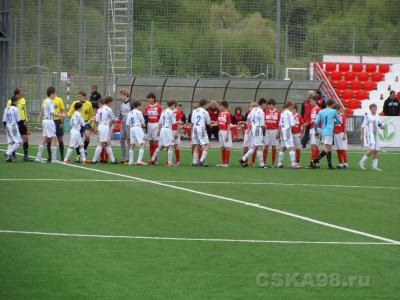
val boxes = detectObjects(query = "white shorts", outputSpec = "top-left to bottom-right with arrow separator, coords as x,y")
42,119 -> 56,138
321,135 -> 333,146
251,126 -> 264,147
147,123 -> 159,141
172,130 -> 181,145
192,127 -> 209,146
333,133 -> 348,150
218,130 -> 232,148
130,126 -> 145,145
310,128 -> 320,146
120,122 -> 130,139
69,128 -> 84,148
243,131 -> 251,148
293,133 -> 302,149
6,124 -> 22,144
280,129 -> 294,149
264,129 -> 279,146
366,133 -> 380,151
159,128 -> 174,147
98,124 -> 110,143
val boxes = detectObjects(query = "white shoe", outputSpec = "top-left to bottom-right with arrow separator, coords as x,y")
372,167 -> 382,171
291,162 -> 302,169
216,164 -> 223,167
35,158 -> 45,163
51,160 -> 60,163
222,164 -> 229,167
359,161 -> 366,170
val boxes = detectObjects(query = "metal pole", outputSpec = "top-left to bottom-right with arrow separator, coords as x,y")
78,0 -> 84,91
274,0 -> 281,79
36,0 -> 41,101
150,20 -> 154,75
19,0 -> 24,69
103,0 -> 109,96
83,20 -> 86,79
284,23 -> 288,73
220,20 -> 223,78
56,0 -> 61,94
352,27 -> 356,55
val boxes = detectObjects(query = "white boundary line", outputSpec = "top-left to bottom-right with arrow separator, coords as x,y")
0,229 -> 397,245
1,178 -> 400,191
2,149 -> 399,245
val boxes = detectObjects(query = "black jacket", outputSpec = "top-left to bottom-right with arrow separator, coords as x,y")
383,97 -> 400,116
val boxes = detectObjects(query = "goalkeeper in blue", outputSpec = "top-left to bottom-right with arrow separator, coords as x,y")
312,99 -> 341,169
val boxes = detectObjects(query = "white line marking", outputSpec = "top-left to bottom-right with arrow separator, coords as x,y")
2,149 -> 399,245
1,178 -> 399,190
0,230 -> 397,245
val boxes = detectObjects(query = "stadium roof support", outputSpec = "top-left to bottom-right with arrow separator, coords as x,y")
0,0 -> 11,108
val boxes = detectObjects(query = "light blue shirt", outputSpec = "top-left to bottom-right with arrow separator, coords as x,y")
314,108 -> 341,137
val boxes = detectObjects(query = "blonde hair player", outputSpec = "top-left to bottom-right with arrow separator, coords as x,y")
126,100 -> 147,165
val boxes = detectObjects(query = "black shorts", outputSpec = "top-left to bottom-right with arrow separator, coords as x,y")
80,123 -> 92,136
54,119 -> 64,137
17,120 -> 28,135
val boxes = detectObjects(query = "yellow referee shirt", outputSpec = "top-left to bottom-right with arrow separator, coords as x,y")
41,97 -> 65,120
6,97 -> 28,121
68,99 -> 94,122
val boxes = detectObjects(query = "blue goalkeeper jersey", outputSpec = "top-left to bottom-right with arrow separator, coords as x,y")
314,108 -> 341,137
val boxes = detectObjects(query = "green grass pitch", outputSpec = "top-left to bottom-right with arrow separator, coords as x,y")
0,146 -> 399,299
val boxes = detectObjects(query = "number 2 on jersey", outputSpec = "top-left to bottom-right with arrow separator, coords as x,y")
196,115 -> 201,126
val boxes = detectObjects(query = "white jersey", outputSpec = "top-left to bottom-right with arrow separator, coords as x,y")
279,109 -> 295,140
96,105 -> 115,126
2,106 -> 20,126
362,113 -> 383,145
126,109 -> 145,127
159,108 -> 176,129
70,111 -> 85,130
248,107 -> 265,128
43,97 -> 55,120
191,107 -> 210,128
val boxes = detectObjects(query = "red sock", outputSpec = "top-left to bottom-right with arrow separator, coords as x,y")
263,147 -> 268,164
295,149 -> 301,162
221,149 -> 226,164
251,151 -> 257,165
226,149 -> 230,165
199,147 -> 203,159
149,144 -> 154,158
175,149 -> 180,163
244,147 -> 248,163
311,148 -> 319,160
343,150 -> 348,164
272,148 -> 277,165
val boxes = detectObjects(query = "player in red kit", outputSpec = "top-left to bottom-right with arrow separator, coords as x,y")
143,93 -> 163,162
333,104 -> 348,169
307,95 -> 322,168
292,105 -> 305,163
172,103 -> 184,166
216,101 -> 232,167
263,98 -> 280,167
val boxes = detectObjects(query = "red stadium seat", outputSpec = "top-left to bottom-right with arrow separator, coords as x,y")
397,91 -> 400,100
344,72 -> 356,81
335,90 -> 342,98
352,63 -> 363,73
371,72 -> 383,82
366,64 -> 377,73
340,99 -> 348,107
346,109 -> 354,116
342,89 -> 353,100
336,80 -> 348,91
339,63 -> 350,72
325,62 -> 337,72
330,71 -> 342,82
350,81 -> 362,91
379,64 -> 390,74
357,72 -> 369,82
355,90 -> 368,101
347,100 -> 361,109
363,81 -> 376,91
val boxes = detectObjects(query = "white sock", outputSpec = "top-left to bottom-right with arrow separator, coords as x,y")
193,152 -> 199,164
167,148 -> 173,164
360,155 -> 368,163
372,159 -> 378,169
92,145 -> 102,162
256,150 -> 264,166
6,144 -> 12,154
200,150 -> 208,163
51,147 -> 57,161
138,148 -> 144,162
289,151 -> 295,164
79,147 -> 86,161
8,142 -> 21,155
242,148 -> 254,160
64,147 -> 73,161
106,146 -> 115,162
129,149 -> 134,163
152,148 -> 160,161
37,144 -> 45,160
278,151 -> 284,165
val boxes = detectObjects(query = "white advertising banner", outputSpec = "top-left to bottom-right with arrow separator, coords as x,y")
364,116 -> 400,148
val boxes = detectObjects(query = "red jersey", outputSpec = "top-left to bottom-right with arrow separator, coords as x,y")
208,107 -> 219,122
310,106 -> 321,129
218,111 -> 231,130
234,113 -> 243,124
302,100 -> 312,122
334,114 -> 347,134
264,108 -> 280,130
292,113 -> 304,134
172,109 -> 183,131
143,103 -> 162,123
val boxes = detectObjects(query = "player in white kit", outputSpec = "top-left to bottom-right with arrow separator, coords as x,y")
277,101 -> 301,169
36,87 -> 65,163
150,99 -> 177,166
126,100 -> 147,165
191,99 -> 211,167
359,103 -> 384,171
2,96 -> 23,162
63,102 -> 92,164
91,97 -> 118,164
239,98 -> 267,168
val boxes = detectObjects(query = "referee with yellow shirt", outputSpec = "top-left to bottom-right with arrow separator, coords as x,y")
42,94 -> 66,161
68,91 -> 94,159
6,88 -> 32,162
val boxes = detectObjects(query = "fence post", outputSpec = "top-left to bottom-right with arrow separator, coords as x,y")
36,0 -> 42,101
284,23 -> 288,73
352,27 -> 356,55
56,0 -> 61,94
219,20 -> 223,78
78,0 -> 84,91
103,0 -> 108,96
274,0 -> 281,79
150,20 -> 154,76
19,0 -> 24,69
